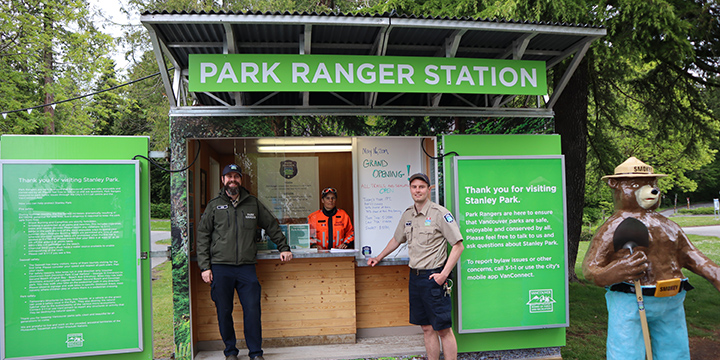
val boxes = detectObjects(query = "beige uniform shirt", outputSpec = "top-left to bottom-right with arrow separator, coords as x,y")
393,200 -> 463,269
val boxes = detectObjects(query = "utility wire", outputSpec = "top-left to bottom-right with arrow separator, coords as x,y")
133,139 -> 201,173
1,68 -> 172,116
422,138 -> 458,160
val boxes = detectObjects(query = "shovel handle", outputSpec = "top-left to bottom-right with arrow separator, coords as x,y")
634,279 -> 653,360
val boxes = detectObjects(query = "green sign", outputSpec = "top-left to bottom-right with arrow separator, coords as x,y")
189,54 -> 547,95
453,156 -> 568,333
1,161 -> 142,359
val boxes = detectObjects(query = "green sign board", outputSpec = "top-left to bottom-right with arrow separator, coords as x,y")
453,156 -> 568,333
189,54 -> 547,95
1,161 -> 142,359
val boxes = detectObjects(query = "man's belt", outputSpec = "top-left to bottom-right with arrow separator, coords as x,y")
609,279 -> 693,297
410,267 -> 443,276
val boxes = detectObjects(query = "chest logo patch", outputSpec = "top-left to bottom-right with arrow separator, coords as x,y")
245,212 -> 257,219
217,205 -> 229,210
425,218 -> 432,226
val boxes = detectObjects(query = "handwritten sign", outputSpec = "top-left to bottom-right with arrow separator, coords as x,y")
355,138 -> 424,258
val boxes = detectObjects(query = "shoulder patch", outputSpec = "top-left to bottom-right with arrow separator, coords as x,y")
443,213 -> 455,223
217,205 -> 229,210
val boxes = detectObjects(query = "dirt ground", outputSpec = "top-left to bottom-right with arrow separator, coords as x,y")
689,331 -> 720,360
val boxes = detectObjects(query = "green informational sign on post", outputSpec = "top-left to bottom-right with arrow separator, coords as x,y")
453,156 -> 568,333
189,54 -> 547,95
1,161 -> 142,359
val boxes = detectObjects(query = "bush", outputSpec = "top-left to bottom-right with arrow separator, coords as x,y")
151,203 -> 171,219
582,207 -> 603,224
678,207 -> 715,215
580,227 -> 595,242
583,201 -> 614,226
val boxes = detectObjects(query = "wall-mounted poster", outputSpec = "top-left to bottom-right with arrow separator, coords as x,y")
1,160 -> 142,359
257,157 -> 318,220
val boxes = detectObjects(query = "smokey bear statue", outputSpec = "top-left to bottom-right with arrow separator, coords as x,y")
583,157 -> 720,360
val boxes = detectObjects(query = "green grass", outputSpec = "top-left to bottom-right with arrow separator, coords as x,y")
152,261 -> 174,359
563,235 -> 720,359
666,215 -> 720,227
151,219 -> 171,231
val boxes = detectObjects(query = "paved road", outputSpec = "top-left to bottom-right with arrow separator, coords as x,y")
682,225 -> 720,238
659,202 -> 715,217
655,201 -> 720,238
151,231 -> 172,268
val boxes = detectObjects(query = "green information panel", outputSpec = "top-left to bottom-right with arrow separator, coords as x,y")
453,156 -> 568,333
1,161 -> 142,359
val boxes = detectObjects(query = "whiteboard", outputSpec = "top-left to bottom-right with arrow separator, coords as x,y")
354,137 -> 425,259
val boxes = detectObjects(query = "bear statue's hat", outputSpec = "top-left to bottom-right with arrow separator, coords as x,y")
601,157 -> 667,179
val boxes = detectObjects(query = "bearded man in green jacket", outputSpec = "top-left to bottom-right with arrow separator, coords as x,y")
197,164 -> 292,360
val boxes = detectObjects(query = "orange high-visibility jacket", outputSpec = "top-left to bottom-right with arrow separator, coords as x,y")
307,209 -> 355,249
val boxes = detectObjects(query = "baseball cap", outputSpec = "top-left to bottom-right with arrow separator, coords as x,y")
222,164 -> 242,177
408,173 -> 430,185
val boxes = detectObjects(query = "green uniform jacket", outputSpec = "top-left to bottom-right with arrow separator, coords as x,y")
197,187 -> 290,270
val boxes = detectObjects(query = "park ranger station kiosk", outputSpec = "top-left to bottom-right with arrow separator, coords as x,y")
139,11 -> 605,360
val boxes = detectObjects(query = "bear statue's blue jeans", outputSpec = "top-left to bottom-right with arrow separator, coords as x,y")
210,264 -> 263,359
605,289 -> 689,360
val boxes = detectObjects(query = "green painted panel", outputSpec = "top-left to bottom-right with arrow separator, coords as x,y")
442,134 -> 566,352
1,135 -> 152,360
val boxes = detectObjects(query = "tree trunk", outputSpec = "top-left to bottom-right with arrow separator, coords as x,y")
454,117 -> 466,134
554,59 -> 588,283
42,4 -> 55,134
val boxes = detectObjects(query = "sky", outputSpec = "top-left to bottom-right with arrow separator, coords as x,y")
88,0 -> 142,74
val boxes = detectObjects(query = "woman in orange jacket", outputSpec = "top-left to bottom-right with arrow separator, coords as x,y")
308,187 -> 355,249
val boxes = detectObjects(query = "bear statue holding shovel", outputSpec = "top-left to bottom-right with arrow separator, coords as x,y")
583,157 -> 720,360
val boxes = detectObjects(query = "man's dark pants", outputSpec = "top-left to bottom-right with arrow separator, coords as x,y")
211,264 -> 263,358
408,269 -> 452,330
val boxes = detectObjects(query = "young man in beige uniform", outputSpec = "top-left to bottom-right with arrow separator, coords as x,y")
368,173 -> 464,360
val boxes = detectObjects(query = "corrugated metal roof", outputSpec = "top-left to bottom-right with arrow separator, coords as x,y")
141,11 -> 605,117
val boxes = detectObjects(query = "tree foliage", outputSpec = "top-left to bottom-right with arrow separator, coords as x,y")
584,0 -> 720,204
4,0 -> 719,279
0,0 -> 113,134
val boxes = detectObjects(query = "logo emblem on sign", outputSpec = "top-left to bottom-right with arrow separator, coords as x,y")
66,333 -> 85,348
526,289 -> 556,313
280,160 -> 298,179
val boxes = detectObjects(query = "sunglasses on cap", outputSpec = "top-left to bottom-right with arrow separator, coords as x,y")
321,187 -> 337,196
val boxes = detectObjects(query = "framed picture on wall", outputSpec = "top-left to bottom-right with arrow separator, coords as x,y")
200,169 -> 207,207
